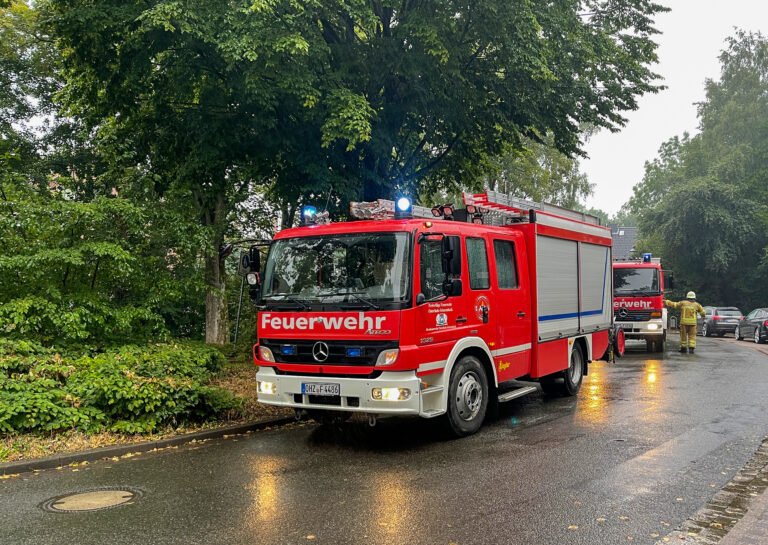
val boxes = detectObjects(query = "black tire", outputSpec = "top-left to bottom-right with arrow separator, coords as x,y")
645,339 -> 663,353
755,328 -> 763,344
444,355 -> 489,437
703,322 -> 710,337
540,345 -> 585,397
736,328 -> 743,341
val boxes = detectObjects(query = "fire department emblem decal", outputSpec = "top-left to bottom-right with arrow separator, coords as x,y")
474,295 -> 490,321
436,313 -> 448,327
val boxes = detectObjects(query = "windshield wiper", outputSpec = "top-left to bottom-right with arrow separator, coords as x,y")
265,293 -> 310,310
318,290 -> 380,310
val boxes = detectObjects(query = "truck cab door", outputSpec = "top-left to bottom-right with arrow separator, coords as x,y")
415,235 -> 468,349
489,234 -> 532,382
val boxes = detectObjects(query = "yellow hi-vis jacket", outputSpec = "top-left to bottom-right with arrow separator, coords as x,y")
665,299 -> 705,325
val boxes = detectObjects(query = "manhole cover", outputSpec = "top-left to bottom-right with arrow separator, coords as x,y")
40,487 -> 143,513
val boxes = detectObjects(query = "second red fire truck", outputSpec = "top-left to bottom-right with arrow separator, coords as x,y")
613,255 -> 672,353
247,191 -> 615,436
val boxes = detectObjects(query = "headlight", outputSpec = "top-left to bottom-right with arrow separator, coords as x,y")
258,381 -> 277,395
375,349 -> 399,366
258,345 -> 275,363
246,273 -> 259,286
372,387 -> 411,401
647,324 -> 659,330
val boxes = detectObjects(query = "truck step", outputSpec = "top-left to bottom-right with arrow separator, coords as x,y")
421,385 -> 444,395
497,386 -> 538,403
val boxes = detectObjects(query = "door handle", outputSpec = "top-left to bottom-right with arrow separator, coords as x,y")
517,311 -> 526,318
455,316 -> 468,324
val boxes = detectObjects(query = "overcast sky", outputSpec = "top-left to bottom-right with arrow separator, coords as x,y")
580,0 -> 768,216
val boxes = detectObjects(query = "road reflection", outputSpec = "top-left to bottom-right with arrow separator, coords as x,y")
574,360 -> 611,427
245,455 -> 285,542
639,359 -> 665,423
367,470 -> 413,541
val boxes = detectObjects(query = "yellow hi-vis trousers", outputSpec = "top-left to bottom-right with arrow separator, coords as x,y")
680,324 -> 697,348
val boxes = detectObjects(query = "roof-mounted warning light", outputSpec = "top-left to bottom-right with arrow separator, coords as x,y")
430,204 -> 455,220
642,253 -> 652,263
299,205 -> 330,226
394,197 -> 413,219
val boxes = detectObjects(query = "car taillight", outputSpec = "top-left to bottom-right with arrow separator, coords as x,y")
712,315 -> 721,320
764,320 -> 768,328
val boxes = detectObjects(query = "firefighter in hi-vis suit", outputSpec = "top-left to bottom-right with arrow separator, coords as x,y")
665,291 -> 706,354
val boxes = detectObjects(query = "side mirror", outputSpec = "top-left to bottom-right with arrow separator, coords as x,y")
247,272 -> 262,302
441,236 -> 461,276
664,272 -> 675,290
442,278 -> 462,297
249,246 -> 261,273
416,293 -> 426,305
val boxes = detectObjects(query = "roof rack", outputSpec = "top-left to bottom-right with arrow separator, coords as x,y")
463,190 -> 602,226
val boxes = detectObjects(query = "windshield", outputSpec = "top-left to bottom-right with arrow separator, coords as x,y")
716,309 -> 742,317
613,267 -> 660,296
261,232 -> 411,310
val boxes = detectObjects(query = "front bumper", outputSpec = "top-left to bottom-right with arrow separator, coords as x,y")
254,367 -> 446,418
616,319 -> 665,340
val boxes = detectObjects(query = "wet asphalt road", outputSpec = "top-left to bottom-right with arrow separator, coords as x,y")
2,336 -> 768,545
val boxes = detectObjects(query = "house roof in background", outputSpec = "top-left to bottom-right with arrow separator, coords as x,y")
609,225 -> 638,261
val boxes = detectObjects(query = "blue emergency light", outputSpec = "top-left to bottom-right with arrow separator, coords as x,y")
394,196 -> 413,219
299,205 -> 317,226
281,345 -> 297,355
346,347 -> 362,357
642,253 -> 652,263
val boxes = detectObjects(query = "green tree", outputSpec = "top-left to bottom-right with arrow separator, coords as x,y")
485,135 -> 594,209
43,0 -> 668,343
633,30 -> 768,310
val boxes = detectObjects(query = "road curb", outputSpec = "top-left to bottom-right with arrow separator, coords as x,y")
656,434 -> 768,544
0,416 -> 295,476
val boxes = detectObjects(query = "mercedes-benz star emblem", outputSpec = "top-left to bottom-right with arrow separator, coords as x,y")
619,307 -> 629,318
312,341 -> 329,362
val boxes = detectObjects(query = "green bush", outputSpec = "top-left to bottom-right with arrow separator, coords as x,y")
0,339 -> 240,434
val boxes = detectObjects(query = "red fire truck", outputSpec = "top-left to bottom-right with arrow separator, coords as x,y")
247,191 -> 614,436
613,255 -> 672,353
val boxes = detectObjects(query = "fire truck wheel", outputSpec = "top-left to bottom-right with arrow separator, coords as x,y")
540,345 -> 584,397
445,356 -> 489,437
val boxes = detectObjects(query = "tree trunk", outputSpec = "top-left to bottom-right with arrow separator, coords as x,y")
204,250 -> 229,344
204,196 -> 230,345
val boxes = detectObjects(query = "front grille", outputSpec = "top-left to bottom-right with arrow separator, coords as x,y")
260,339 -> 397,366
615,310 -> 652,321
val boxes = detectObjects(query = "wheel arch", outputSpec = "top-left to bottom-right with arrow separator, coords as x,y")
572,335 -> 590,376
445,337 -> 498,390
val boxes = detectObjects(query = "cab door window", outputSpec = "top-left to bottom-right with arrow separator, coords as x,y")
466,237 -> 490,290
420,239 -> 445,300
493,239 -> 519,289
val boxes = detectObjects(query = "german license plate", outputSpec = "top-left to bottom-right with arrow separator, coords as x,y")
302,382 -> 340,396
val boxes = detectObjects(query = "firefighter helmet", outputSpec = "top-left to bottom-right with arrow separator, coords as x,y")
686,291 -> 696,299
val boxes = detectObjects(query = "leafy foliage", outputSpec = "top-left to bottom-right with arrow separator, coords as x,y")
0,174 -> 208,344
0,339 -> 239,434
37,0 -> 668,342
631,30 -> 768,310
